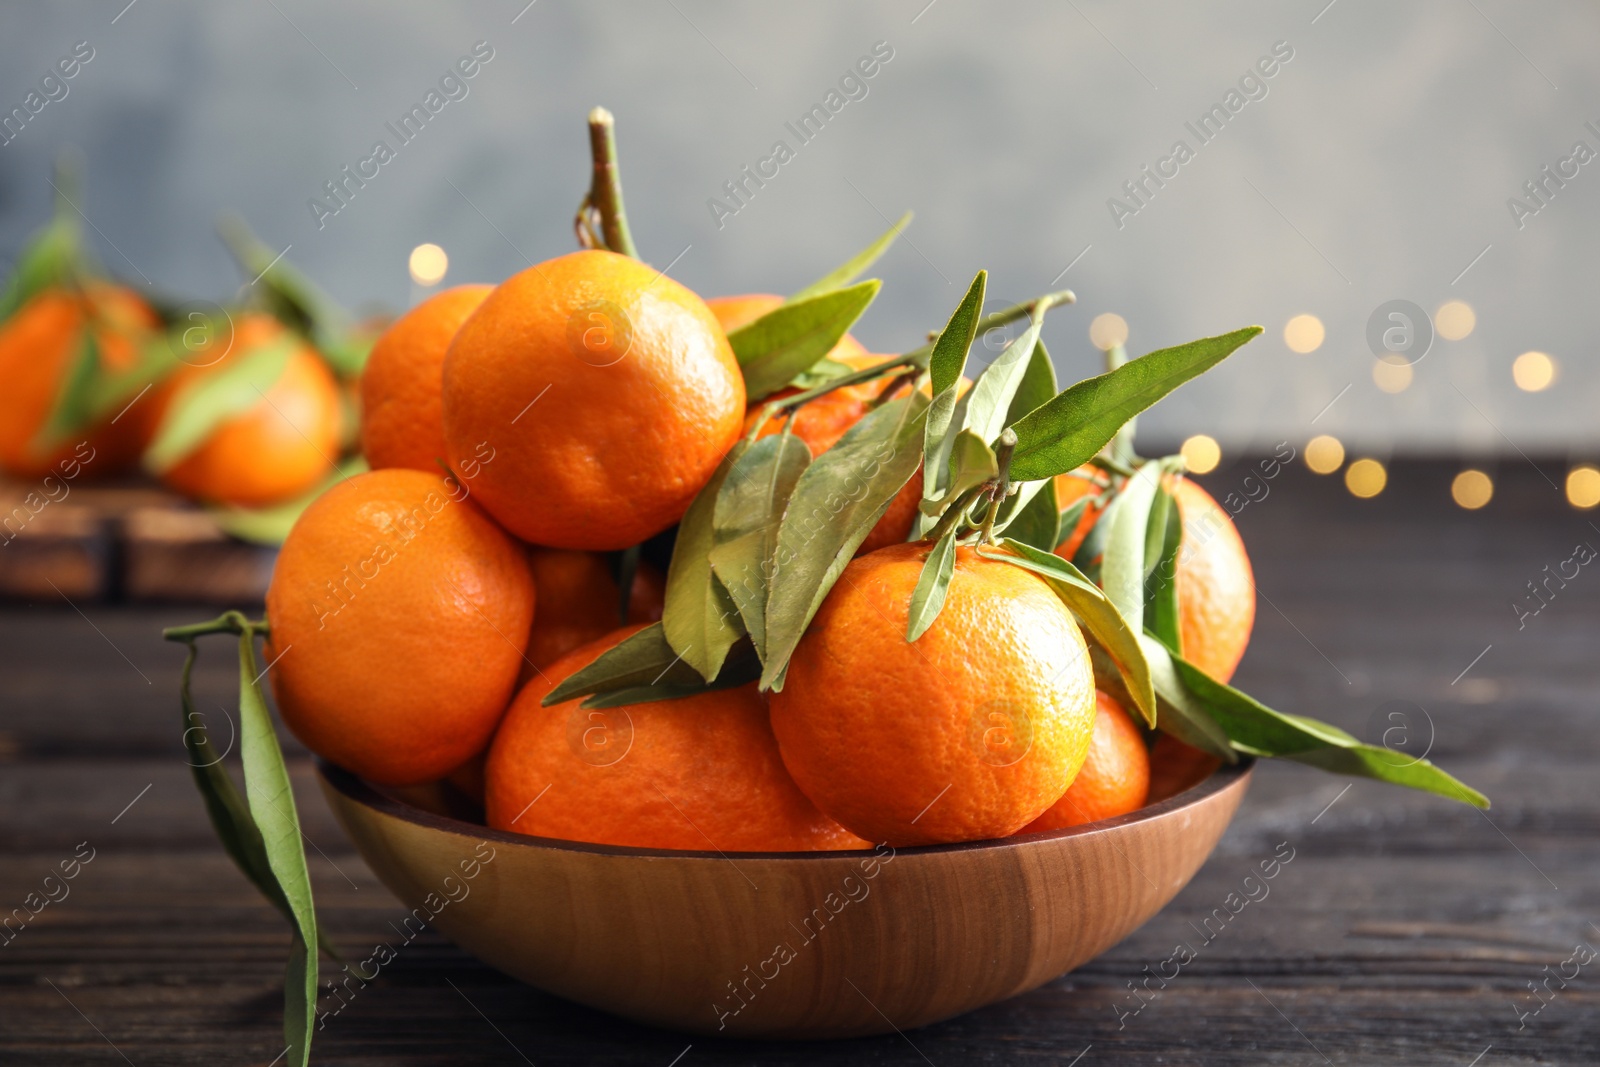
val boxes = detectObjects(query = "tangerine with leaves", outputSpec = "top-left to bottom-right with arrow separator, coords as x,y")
487,626 -> 866,851
1023,690 -> 1149,832
265,468 -> 535,786
361,284 -> 491,472
0,283 -> 160,479
769,542 -> 1097,846
154,314 -> 343,507
442,250 -> 745,549
1057,468 -> 1255,683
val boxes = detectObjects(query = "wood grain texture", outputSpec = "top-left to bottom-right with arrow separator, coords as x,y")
1,458 -> 1597,1063
319,759 -> 1249,1038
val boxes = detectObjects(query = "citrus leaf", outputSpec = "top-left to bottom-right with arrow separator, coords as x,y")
1003,338 -> 1058,429
789,356 -> 856,390
1140,634 -> 1236,760
1008,326 -> 1263,481
219,216 -> 364,376
177,637 -> 341,959
730,280 -> 880,400
579,644 -> 762,708
994,475 -> 1059,552
788,211 -> 911,303
1144,483 -> 1183,652
210,457 -> 368,546
707,432 -> 811,658
143,336 -> 296,474
929,270 -> 986,397
906,528 -> 957,642
542,621 -> 705,706
662,443 -> 749,682
962,312 -> 1044,448
762,391 -> 930,689
1100,462 -> 1160,638
0,216 -> 80,322
235,628 -> 318,1067
1284,745 -> 1489,807
1171,654 -> 1487,807
929,429 -> 998,511
982,540 -> 1157,729
34,327 -> 101,452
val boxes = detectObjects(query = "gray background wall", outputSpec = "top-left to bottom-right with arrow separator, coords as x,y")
1,1 -> 1594,456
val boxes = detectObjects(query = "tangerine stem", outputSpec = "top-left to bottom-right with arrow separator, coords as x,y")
162,612 -> 269,642
585,107 -> 640,260
979,428 -> 1018,546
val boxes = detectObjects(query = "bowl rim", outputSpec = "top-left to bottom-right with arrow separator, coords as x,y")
317,755 -> 1254,862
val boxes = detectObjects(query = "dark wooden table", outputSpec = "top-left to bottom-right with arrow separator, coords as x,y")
3,457 -> 1596,1065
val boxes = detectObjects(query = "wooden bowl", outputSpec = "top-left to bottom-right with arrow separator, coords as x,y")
318,757 -> 1252,1039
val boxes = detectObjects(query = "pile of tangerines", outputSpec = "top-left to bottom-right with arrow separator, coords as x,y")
253,112 -> 1268,853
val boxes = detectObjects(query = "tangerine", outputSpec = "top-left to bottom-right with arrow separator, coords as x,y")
442,250 -> 745,549
265,468 -> 535,786
486,626 -> 866,851
0,284 -> 159,479
158,314 -> 343,507
769,541 -> 1097,846
524,547 -> 665,675
360,284 -> 491,472
1022,690 -> 1149,832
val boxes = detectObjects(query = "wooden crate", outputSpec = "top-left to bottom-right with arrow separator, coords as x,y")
0,478 -> 275,604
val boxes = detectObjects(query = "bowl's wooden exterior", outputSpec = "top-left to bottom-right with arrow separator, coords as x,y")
318,759 -> 1252,1039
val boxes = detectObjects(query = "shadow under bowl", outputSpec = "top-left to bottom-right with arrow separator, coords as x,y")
318,757 -> 1252,1039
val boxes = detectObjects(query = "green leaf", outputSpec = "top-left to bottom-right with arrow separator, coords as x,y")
210,457 -> 368,546
995,475 -> 1060,553
762,391 -> 931,689
177,637 -> 341,957
662,444 -> 749,682
707,432 -> 811,659
1140,635 -> 1236,760
0,213 -> 81,322
1144,483 -> 1183,652
218,215 -> 364,376
729,280 -> 881,400
34,328 -> 101,452
1003,338 -> 1058,429
788,357 -> 856,391
929,270 -> 986,397
542,622 -> 705,706
579,644 -> 762,708
235,628 -> 318,1067
789,211 -> 911,303
143,335 -> 296,474
1100,462 -> 1160,638
1172,656 -> 1487,807
981,540 -> 1157,729
931,429 -> 999,510
1008,326 -> 1263,481
962,312 -> 1045,448
906,529 -> 957,641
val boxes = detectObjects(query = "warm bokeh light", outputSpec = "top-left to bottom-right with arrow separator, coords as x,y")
1283,314 -> 1325,354
1305,434 -> 1345,474
409,242 -> 449,286
1373,356 -> 1413,393
1512,350 -> 1555,392
1180,434 -> 1221,474
1567,466 -> 1600,509
1345,457 -> 1387,498
1089,312 -> 1129,350
1436,300 -> 1475,341
1451,469 -> 1493,509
